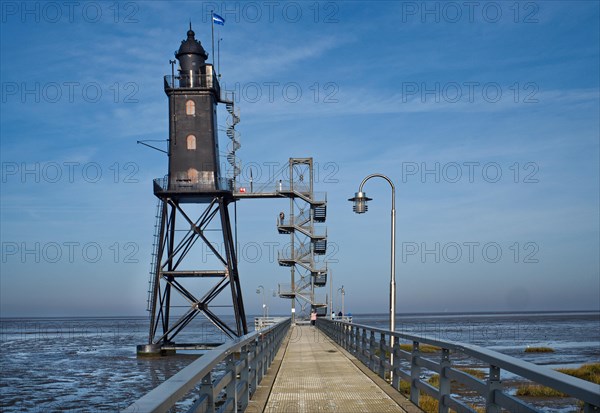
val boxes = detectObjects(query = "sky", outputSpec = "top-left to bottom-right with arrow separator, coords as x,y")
1,1 -> 598,318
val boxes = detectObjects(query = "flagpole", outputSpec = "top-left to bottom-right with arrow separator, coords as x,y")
211,10 -> 215,67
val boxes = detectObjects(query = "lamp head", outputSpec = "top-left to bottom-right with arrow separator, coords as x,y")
348,191 -> 372,214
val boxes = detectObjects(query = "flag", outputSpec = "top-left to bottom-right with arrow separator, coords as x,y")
212,13 -> 225,26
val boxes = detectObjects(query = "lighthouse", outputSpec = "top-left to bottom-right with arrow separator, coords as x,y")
139,26 -> 245,356
139,26 -> 329,356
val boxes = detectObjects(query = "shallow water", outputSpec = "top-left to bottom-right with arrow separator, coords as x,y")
0,317 -> 210,412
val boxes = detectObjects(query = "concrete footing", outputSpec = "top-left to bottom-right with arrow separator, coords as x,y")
136,343 -> 172,357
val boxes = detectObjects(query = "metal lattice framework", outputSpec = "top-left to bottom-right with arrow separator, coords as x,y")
146,190 -> 247,347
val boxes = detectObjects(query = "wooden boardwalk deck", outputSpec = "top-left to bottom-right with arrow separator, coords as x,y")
248,325 -> 421,413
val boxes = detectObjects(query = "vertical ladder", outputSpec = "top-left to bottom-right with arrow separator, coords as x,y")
146,197 -> 163,312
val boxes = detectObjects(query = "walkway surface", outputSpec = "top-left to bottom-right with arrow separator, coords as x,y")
254,325 -> 413,413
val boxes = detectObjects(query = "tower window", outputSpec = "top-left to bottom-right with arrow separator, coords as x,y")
187,168 -> 199,183
186,100 -> 195,115
186,134 -> 196,150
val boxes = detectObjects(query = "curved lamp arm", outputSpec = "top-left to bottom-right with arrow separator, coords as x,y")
358,173 -> 395,210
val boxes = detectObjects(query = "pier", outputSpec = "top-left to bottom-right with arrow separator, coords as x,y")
126,318 -> 600,413
249,324 -> 417,413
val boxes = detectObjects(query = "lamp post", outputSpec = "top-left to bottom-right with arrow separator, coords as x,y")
256,285 -> 266,318
330,267 -> 334,319
349,174 -> 396,377
337,286 -> 345,317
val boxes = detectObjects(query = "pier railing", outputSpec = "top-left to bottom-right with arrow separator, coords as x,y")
125,318 -> 290,413
317,318 -> 600,412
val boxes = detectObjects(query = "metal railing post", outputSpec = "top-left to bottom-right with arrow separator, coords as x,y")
438,348 -> 451,413
361,328 -> 368,364
249,341 -> 258,397
239,346 -> 250,411
344,324 -> 350,350
225,354 -> 238,413
391,338 -> 400,390
486,365 -> 502,413
369,331 -> 377,371
200,372 -> 215,413
347,325 -> 353,353
331,321 -> 336,342
265,332 -> 272,367
410,341 -> 421,406
257,337 -> 265,384
379,332 -> 386,379
270,330 -> 277,364
263,334 -> 270,376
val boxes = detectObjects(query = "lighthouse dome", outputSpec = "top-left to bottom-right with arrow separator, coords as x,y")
176,26 -> 208,71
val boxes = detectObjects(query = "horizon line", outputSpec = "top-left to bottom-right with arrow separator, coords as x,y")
1,309 -> 599,320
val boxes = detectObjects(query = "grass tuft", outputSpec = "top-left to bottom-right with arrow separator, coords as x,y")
516,363 -> 600,398
399,379 -> 485,413
399,380 -> 410,395
418,394 -> 439,412
460,368 -> 486,380
557,363 -> 600,384
428,368 -> 486,388
524,346 -> 555,353
418,393 -> 484,413
399,343 -> 440,353
428,374 -> 440,387
516,384 -> 566,397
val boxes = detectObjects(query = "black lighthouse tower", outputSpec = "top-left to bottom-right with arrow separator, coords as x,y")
167,27 -> 222,192
139,27 -> 246,355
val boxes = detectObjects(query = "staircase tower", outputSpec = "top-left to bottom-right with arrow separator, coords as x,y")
275,159 -> 328,322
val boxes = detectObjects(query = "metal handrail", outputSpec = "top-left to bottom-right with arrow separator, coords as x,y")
278,243 -> 311,262
153,177 -> 233,192
164,73 -> 219,92
125,318 -> 291,413
317,319 -> 600,412
278,209 -> 310,228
